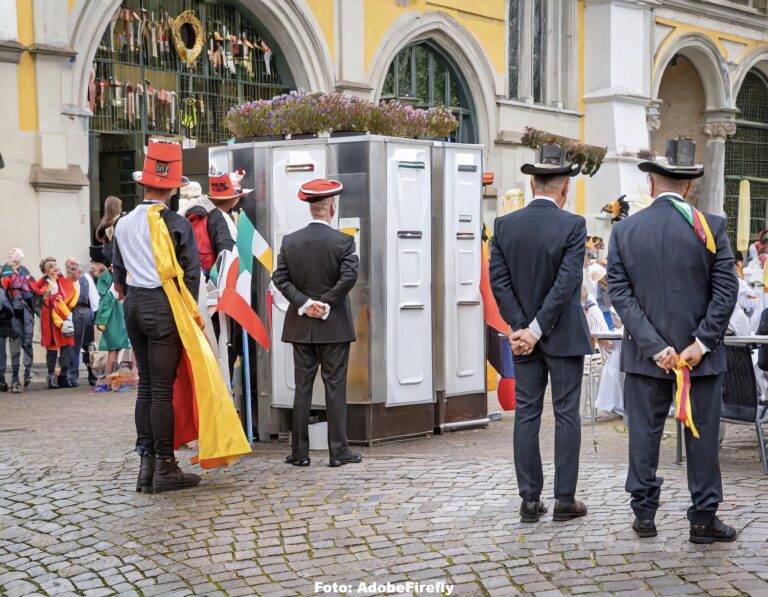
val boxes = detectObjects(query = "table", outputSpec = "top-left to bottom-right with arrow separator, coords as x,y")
675,335 -> 768,465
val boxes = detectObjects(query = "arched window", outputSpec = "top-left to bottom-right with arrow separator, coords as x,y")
508,0 -> 577,108
380,42 -> 477,144
725,71 -> 768,244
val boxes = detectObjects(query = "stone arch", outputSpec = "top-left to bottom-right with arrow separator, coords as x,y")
653,33 -> 731,110
67,0 -> 333,111
731,46 -> 768,100
366,11 -> 498,149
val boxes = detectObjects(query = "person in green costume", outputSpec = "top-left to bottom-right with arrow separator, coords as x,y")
91,260 -> 131,375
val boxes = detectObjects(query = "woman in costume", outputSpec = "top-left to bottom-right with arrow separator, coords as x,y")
92,258 -> 131,375
29,258 -> 79,388
112,140 -> 249,495
95,196 -> 124,266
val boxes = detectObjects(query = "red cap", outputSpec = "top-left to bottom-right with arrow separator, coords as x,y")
298,179 -> 343,202
208,169 -> 252,201
133,140 -> 189,189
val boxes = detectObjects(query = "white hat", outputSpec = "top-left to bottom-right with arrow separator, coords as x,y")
180,181 -> 204,201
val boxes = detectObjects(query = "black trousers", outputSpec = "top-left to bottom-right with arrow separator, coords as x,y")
68,306 -> 95,385
624,373 -> 723,524
291,342 -> 353,460
124,288 -> 182,459
513,352 -> 584,502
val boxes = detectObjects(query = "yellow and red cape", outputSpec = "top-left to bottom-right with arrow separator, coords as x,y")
147,205 -> 252,468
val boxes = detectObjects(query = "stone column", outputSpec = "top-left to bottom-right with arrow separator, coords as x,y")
583,0 -> 658,233
700,118 -> 737,216
334,0 -> 373,99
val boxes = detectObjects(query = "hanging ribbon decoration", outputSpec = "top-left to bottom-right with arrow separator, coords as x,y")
181,97 -> 198,133
674,360 -> 699,439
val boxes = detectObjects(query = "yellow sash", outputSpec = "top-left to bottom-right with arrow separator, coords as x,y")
147,205 -> 251,467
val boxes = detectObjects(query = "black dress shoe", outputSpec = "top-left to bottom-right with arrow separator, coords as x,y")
690,516 -> 737,544
632,516 -> 657,538
519,500 -> 548,523
329,452 -> 362,467
553,499 -> 588,521
284,455 -> 310,467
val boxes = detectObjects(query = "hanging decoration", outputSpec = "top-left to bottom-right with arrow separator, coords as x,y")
521,127 -> 607,176
171,10 -> 205,66
89,1 -> 288,144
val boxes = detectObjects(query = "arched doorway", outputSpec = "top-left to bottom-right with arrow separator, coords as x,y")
87,0 -> 295,228
650,55 -> 708,165
725,70 -> 768,245
379,42 -> 477,144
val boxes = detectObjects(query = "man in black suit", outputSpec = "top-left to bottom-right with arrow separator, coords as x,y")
607,138 -> 739,543
272,179 -> 362,468
490,144 -> 592,523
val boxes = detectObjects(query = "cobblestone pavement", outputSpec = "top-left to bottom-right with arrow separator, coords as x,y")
1,386 -> 767,596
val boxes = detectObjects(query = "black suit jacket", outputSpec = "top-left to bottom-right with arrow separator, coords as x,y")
607,195 -> 738,379
490,199 -> 591,358
272,222 -> 359,344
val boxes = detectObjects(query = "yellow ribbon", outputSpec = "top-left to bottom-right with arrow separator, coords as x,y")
674,360 -> 699,439
147,205 -> 251,467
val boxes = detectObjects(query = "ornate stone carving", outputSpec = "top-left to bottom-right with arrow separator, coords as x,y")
701,121 -> 737,140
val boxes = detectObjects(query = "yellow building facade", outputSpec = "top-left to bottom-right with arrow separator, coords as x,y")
0,0 -> 767,268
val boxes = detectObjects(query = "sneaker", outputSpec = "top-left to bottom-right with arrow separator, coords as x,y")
11,383 -> 22,393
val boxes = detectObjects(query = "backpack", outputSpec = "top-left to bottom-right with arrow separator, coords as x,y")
186,211 -> 216,272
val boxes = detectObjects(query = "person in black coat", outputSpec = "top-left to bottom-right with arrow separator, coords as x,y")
490,144 -> 592,523
272,179 -> 361,468
607,138 -> 739,543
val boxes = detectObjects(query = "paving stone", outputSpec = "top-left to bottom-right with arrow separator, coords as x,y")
0,388 -> 766,596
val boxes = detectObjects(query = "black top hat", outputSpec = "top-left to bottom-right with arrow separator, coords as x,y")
521,143 -> 580,177
638,138 -> 704,180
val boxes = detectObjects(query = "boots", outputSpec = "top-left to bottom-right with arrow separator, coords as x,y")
136,455 -> 155,493
152,457 -> 201,494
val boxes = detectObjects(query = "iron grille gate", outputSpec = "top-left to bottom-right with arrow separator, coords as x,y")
725,72 -> 768,247
90,0 -> 292,144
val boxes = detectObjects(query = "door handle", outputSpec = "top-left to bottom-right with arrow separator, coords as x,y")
457,300 -> 481,306
285,163 -> 314,172
398,161 -> 426,169
456,233 -> 475,240
398,231 -> 423,239
458,164 -> 478,172
400,303 -> 425,310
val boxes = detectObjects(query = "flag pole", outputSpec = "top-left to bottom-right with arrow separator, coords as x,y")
243,328 -> 253,444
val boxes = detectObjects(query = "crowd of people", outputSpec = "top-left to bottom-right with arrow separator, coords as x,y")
0,157 -> 251,394
2,132 -> 757,543
0,245 -> 133,392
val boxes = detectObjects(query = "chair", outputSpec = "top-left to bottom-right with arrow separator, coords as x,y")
720,345 -> 768,474
582,346 -> 606,422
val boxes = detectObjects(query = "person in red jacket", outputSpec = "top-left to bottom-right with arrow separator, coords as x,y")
29,257 -> 79,388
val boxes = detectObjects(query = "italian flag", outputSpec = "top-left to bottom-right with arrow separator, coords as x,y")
214,213 -> 272,350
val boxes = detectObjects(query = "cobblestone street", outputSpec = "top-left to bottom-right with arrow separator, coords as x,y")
1,386 -> 767,596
